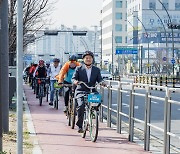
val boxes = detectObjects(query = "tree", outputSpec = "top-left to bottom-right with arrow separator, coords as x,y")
8,0 -> 55,65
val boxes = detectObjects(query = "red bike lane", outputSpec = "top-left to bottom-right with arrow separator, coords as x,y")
24,85 -> 150,154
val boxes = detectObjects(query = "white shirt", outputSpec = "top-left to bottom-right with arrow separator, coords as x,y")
49,64 -> 61,80
85,65 -> 92,82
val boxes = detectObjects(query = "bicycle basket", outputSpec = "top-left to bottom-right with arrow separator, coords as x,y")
54,82 -> 63,88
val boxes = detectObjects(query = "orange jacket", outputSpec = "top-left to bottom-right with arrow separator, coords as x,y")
56,61 -> 80,83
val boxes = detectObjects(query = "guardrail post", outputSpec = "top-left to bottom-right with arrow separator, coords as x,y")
155,77 -> 157,90
100,86 -> 104,122
165,89 -> 171,154
144,85 -> 151,151
107,81 -> 112,127
163,95 -> 169,154
172,77 -> 175,88
165,76 -> 168,87
117,82 -> 122,134
128,84 -> 134,142
151,76 -> 153,90
160,76 -> 163,91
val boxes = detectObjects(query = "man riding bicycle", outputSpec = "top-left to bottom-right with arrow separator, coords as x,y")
56,54 -> 80,112
48,58 -> 62,106
34,60 -> 47,98
72,51 -> 106,133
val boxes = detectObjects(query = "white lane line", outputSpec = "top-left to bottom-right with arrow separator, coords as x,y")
152,101 -> 159,104
112,103 -> 139,109
126,94 -> 130,96
112,104 -> 117,106
178,109 -> 180,111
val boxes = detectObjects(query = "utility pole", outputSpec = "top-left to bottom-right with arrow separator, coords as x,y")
17,0 -> 24,153
0,0 -> 9,134
0,0 -> 9,150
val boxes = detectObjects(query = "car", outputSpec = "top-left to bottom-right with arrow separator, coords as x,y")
101,70 -> 113,80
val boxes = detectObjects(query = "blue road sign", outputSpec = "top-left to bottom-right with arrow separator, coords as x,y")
116,47 -> 138,54
171,58 -> 175,64
23,55 -> 32,61
163,57 -> 167,61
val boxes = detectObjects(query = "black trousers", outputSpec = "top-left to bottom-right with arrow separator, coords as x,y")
76,96 -> 85,129
63,81 -> 71,106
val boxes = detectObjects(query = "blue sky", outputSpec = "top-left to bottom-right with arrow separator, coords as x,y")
49,0 -> 103,29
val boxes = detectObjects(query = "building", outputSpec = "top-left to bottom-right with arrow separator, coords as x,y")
102,0 -> 128,74
25,25 -> 101,65
127,0 -> 180,74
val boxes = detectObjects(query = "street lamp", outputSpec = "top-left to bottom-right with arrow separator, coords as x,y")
143,8 -> 169,73
157,0 -> 175,76
125,19 -> 140,74
134,16 -> 150,74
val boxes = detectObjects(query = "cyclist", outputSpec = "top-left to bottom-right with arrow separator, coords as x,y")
29,63 -> 38,85
56,54 -> 80,112
34,60 -> 47,98
72,51 -> 106,133
48,58 -> 62,106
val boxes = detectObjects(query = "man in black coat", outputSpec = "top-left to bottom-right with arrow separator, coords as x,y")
72,51 -> 105,133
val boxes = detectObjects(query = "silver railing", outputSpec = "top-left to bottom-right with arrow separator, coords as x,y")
99,80 -> 180,154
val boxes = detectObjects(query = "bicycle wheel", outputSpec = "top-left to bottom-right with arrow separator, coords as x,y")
71,98 -> 76,129
89,110 -> 98,142
46,85 -> 49,102
55,90 -> 58,110
82,111 -> 87,138
39,85 -> 43,106
68,97 -> 72,126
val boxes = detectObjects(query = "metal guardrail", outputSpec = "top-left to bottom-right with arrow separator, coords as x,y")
99,80 -> 180,154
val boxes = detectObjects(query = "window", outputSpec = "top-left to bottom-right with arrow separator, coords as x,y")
125,24 -> 127,31
125,36 -> 127,43
115,36 -> 122,43
162,3 -> 169,10
116,1 -> 123,8
175,0 -> 180,10
115,24 -> 122,31
162,0 -> 168,9
116,13 -> 122,19
149,0 -> 156,9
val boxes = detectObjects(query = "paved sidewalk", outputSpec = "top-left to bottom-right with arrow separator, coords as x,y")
24,85 -> 151,154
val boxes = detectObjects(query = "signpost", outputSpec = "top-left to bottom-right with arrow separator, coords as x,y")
116,47 -> 138,54
171,58 -> 176,64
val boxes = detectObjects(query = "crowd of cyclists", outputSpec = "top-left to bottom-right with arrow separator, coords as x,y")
23,51 -> 106,134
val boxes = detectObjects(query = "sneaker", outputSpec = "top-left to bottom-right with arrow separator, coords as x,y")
78,128 -> 83,133
63,106 -> 68,113
49,102 -> 53,106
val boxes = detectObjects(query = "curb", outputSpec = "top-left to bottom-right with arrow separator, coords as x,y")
23,92 -> 42,154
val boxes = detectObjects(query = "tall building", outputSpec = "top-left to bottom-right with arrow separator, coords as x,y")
25,25 -> 101,64
102,0 -> 128,74
127,0 -> 180,74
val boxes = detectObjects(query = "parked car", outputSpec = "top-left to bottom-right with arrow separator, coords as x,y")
101,70 -> 112,80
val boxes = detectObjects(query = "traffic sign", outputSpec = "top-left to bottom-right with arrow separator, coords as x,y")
116,47 -> 138,54
163,57 -> 167,61
23,55 -> 32,61
171,58 -> 175,64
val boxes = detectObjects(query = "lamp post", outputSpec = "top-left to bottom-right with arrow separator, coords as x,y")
157,0 -> 175,76
17,0 -> 23,153
143,8 -> 169,73
134,16 -> 150,74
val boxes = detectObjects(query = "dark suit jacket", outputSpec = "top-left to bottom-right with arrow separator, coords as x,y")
72,64 -> 103,96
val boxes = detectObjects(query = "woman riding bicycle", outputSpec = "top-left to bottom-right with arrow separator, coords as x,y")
56,54 -> 80,112
72,51 -> 106,133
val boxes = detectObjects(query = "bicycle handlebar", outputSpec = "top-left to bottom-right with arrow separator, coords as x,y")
78,81 -> 98,90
